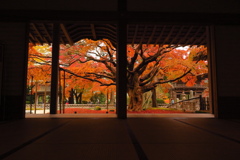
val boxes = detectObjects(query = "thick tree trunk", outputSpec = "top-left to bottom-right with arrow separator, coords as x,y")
151,88 -> 157,107
142,91 -> 152,109
128,87 -> 143,111
128,82 -> 143,111
127,73 -> 143,111
109,90 -> 115,104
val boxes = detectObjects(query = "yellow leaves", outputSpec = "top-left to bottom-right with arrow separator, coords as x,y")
33,44 -> 51,55
188,45 -> 207,61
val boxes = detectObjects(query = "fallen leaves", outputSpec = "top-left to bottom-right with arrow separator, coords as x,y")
59,108 -> 184,114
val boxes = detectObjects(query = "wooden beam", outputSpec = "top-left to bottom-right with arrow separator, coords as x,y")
42,24 -> 52,42
177,26 -> 193,45
60,37 -> 65,45
169,25 -> 185,45
147,25 -> 157,45
31,23 -> 44,43
29,32 -> 35,40
60,23 -> 73,45
162,26 -> 175,45
184,26 -> 203,46
154,25 -> 166,46
90,24 -> 97,40
139,25 -> 148,45
192,28 -> 207,45
29,31 -> 42,45
43,37 -> 50,45
69,27 -> 79,35
34,35 -> 42,45
91,26 -> 116,34
131,25 -> 138,46
199,32 -> 207,46
28,37 -> 35,45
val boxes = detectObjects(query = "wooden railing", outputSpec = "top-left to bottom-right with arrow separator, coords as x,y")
172,84 -> 207,89
26,104 -> 116,109
167,96 -> 209,112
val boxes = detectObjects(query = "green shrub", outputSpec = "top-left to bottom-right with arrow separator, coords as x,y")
26,101 -> 31,104
157,107 -> 177,111
157,99 -> 165,104
94,106 -> 101,110
195,110 -> 208,113
90,92 -> 106,104
82,101 -> 88,104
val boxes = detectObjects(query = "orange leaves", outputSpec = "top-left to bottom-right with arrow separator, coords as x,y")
127,46 -> 135,59
28,43 -> 51,85
28,38 -> 208,104
185,78 -> 197,87
180,74 -> 197,87
58,39 -> 116,100
142,44 -> 159,57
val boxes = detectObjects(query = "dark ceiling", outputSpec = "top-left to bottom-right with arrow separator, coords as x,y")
29,23 -> 207,47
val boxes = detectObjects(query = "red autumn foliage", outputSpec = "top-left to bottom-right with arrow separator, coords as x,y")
60,108 -> 184,114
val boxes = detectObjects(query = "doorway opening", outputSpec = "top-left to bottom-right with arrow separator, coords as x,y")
26,22 -> 117,116
126,24 -> 211,115
25,22 -> 213,118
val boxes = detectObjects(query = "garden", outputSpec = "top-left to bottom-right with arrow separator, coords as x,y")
26,38 -> 209,114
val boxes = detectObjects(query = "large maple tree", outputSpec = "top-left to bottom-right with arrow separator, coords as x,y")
59,39 -> 208,111
59,42 -> 115,104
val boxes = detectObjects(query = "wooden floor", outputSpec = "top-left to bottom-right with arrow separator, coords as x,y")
1,116 -> 240,160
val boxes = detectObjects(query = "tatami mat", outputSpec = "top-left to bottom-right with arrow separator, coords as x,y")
1,117 -> 240,160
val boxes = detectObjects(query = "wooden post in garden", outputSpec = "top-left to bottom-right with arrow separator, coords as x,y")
59,69 -> 62,114
62,70 -> 66,114
30,75 -> 33,114
34,82 -> 38,114
106,89 -> 109,114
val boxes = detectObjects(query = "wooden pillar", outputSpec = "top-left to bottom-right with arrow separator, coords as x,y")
50,23 -> 60,114
207,25 -> 216,115
116,0 -> 127,119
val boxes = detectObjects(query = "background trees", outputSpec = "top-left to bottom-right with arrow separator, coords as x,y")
27,44 -> 51,104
